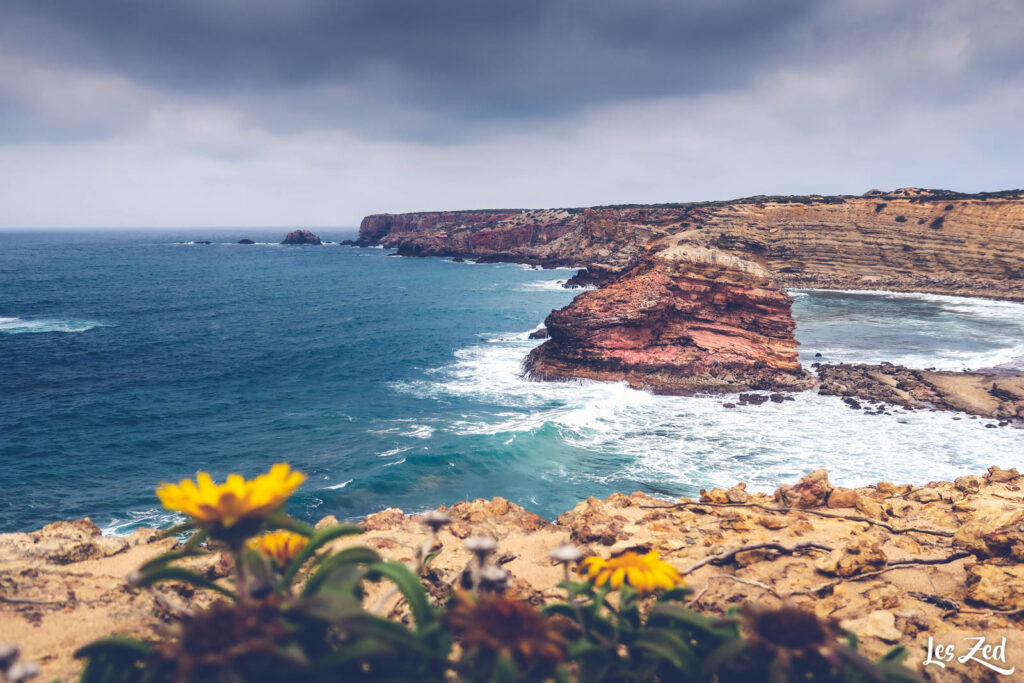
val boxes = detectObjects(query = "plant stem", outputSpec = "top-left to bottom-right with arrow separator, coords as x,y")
233,550 -> 249,604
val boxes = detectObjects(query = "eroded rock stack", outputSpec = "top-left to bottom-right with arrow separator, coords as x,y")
523,245 -> 815,394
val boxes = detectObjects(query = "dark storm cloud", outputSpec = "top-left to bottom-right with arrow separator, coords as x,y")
0,0 -> 829,139
2,0 -> 1023,228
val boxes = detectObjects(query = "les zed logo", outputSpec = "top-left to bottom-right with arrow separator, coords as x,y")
924,636 -> 1015,675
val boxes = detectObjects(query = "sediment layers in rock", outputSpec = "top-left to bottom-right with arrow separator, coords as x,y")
524,245 -> 815,394
356,209 -> 581,263
358,189 -> 1024,300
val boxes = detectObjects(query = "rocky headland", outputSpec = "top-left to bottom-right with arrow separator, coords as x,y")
524,245 -> 815,394
4,467 -> 1024,681
358,189 -> 1024,302
360,188 -> 1024,403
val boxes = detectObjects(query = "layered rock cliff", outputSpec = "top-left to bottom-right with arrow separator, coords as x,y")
356,208 -> 582,263
359,189 -> 1024,300
523,245 -> 815,394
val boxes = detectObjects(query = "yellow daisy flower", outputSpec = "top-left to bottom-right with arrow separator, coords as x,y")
156,463 -> 306,528
579,550 -> 684,594
247,529 -> 308,565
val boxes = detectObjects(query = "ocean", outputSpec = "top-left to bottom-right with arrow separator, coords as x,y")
2,229 -> 1022,534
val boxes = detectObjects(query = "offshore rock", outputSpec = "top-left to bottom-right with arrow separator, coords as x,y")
281,229 -> 322,245
524,246 -> 814,394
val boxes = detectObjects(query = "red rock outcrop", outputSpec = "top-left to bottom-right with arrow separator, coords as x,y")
523,245 -> 815,394
357,209 -> 580,263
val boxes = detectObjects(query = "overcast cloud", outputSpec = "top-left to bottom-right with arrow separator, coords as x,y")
0,0 -> 1022,228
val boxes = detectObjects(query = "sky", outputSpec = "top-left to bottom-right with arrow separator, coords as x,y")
1,0 -> 1022,228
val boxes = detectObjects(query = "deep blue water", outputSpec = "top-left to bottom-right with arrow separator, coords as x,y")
2,230 -> 1023,533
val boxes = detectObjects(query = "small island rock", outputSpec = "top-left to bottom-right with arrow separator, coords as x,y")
281,229 -> 322,245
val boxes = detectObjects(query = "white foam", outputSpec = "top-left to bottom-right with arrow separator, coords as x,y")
792,288 -> 1024,371
326,479 -> 354,490
0,316 -> 108,334
797,288 -> 1024,322
101,509 -> 183,536
396,324 -> 1024,497
516,280 -> 570,292
404,425 -> 435,439
377,446 -> 411,458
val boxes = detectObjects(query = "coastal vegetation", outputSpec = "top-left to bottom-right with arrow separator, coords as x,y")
74,465 -> 921,682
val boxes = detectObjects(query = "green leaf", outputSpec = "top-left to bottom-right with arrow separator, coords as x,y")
646,604 -> 724,637
365,561 -> 436,631
541,603 -> 580,621
700,639 -> 750,679
656,586 -> 694,603
335,612 -> 439,659
133,565 -> 238,601
491,651 -> 519,683
632,629 -> 696,673
276,523 -> 364,592
265,511 -> 316,537
567,641 -> 605,660
241,547 -> 276,595
421,548 -> 442,571
311,638 -> 399,671
879,645 -> 909,665
288,592 -> 363,624
74,635 -> 153,661
847,630 -> 860,649
301,546 -> 382,597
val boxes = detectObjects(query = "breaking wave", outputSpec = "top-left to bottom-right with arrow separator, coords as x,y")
0,316 -> 109,334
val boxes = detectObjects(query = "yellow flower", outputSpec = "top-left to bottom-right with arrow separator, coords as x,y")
579,550 -> 684,594
156,463 -> 306,528
247,529 -> 308,565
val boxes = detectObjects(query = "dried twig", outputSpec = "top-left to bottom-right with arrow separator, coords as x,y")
681,541 -> 833,575
908,591 -> 1024,618
640,500 -> 955,537
792,552 -> 971,597
957,606 -> 1024,617
0,595 -> 66,606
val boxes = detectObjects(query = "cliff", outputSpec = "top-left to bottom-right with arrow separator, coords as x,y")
358,189 -> 1024,300
524,245 -> 815,394
4,467 -> 1024,681
356,209 -> 582,264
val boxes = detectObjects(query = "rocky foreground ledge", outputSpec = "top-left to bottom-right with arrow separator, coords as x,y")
2,466 -> 1024,679
3,467 -> 1024,681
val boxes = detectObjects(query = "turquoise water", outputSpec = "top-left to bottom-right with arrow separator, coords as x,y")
2,230 -> 1022,533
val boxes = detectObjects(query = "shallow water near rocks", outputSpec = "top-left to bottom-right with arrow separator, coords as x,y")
1,230 -> 1022,533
